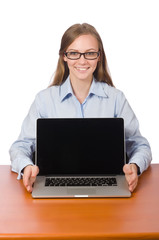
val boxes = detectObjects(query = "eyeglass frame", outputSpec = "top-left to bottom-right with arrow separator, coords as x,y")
64,51 -> 100,60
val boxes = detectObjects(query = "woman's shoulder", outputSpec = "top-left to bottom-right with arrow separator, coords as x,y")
99,81 -> 125,98
35,85 -> 60,100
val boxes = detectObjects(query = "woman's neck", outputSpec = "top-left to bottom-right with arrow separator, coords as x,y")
70,76 -> 93,104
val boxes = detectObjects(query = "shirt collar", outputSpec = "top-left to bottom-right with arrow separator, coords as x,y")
59,76 -> 109,102
59,77 -> 73,102
89,77 -> 109,98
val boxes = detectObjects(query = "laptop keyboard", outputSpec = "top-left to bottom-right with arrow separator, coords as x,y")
45,177 -> 117,187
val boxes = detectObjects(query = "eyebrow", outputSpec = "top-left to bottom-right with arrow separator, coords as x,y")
67,48 -> 98,52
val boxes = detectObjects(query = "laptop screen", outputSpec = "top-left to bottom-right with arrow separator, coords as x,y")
36,118 -> 125,176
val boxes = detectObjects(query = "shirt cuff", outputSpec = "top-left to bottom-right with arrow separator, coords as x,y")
11,157 -> 34,180
128,158 -> 146,175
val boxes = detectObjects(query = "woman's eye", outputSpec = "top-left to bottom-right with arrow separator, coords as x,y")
86,52 -> 95,56
70,52 -> 79,55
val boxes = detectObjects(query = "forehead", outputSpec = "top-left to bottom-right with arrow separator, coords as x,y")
67,34 -> 99,51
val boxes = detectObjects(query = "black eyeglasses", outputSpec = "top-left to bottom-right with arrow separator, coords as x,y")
64,51 -> 100,60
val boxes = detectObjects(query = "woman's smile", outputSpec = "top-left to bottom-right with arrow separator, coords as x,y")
75,66 -> 90,72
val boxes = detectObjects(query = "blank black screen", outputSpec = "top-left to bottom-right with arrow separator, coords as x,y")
36,118 -> 125,175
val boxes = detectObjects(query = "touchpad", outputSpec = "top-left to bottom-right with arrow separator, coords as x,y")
67,188 -> 96,195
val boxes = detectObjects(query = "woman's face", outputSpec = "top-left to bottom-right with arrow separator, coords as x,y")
64,34 -> 99,83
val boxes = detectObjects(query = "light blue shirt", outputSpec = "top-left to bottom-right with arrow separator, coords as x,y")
9,77 -> 152,179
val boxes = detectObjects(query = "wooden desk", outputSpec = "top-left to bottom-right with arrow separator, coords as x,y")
0,164 -> 159,240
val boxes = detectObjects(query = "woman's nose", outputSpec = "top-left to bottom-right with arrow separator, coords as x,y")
78,55 -> 87,64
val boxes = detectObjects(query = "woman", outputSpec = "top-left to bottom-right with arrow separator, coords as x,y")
9,23 -> 152,193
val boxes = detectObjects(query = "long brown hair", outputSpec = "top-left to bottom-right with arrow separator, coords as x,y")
50,23 -> 114,87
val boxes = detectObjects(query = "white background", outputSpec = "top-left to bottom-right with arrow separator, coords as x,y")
0,0 -> 158,165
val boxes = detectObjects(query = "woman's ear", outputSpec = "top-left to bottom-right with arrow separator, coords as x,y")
98,52 -> 100,62
63,53 -> 67,62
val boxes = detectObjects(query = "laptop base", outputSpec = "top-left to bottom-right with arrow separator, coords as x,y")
32,175 -> 131,198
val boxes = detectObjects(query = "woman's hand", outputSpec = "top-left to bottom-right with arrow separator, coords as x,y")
123,163 -> 138,192
23,165 -> 39,192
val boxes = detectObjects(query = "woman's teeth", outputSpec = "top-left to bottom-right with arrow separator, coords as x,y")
76,67 -> 88,71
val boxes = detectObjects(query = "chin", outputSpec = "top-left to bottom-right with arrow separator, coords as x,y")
75,72 -> 93,81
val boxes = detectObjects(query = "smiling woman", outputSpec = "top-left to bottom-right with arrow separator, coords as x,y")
63,34 -> 100,101
9,23 -> 152,193
51,23 -> 113,87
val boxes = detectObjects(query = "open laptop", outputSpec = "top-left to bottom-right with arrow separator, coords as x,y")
32,118 -> 131,198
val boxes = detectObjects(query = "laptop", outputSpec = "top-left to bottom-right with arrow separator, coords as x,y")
32,118 -> 131,198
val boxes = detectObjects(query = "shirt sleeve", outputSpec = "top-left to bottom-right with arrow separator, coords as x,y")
115,91 -> 152,174
9,95 -> 41,179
